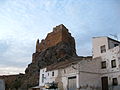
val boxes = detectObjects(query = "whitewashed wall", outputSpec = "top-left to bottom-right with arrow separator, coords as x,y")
39,68 -> 59,86
92,37 -> 108,58
60,58 -> 101,90
100,46 -> 120,90
100,46 -> 120,73
79,59 -> 101,90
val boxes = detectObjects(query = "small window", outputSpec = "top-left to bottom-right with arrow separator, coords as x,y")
100,45 -> 106,53
114,44 -> 118,47
112,78 -> 118,86
111,60 -> 116,68
52,72 -> 54,76
48,73 -> 49,76
101,61 -> 106,69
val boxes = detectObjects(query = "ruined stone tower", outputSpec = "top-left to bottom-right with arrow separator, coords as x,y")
32,24 -> 76,63
36,24 -> 75,53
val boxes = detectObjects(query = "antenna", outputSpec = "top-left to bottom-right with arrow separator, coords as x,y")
110,34 -> 118,40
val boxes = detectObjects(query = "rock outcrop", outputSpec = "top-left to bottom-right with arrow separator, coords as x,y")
1,24 -> 77,90
34,24 -> 76,62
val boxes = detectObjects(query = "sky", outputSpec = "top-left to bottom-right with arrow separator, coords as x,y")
0,0 -> 120,75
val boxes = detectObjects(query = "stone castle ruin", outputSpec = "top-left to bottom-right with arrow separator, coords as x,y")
36,24 -> 75,53
32,24 -> 76,63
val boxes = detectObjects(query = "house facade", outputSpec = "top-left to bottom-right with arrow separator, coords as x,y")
60,58 -> 101,90
39,67 -> 59,86
92,37 -> 120,90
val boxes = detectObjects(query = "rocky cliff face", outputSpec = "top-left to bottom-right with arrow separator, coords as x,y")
35,24 -> 76,62
1,24 -> 77,90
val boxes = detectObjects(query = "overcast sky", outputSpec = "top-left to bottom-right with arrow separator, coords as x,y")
0,0 -> 120,75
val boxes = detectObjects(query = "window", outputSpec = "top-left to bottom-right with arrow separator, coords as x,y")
114,44 -> 119,47
101,61 -> 106,69
111,60 -> 116,68
112,78 -> 118,86
42,74 -> 44,83
48,73 -> 49,76
52,72 -> 54,76
100,45 -> 106,53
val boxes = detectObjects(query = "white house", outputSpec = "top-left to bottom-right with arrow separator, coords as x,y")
39,66 -> 59,89
60,57 -> 101,90
0,79 -> 5,90
39,57 -> 101,90
92,37 -> 120,90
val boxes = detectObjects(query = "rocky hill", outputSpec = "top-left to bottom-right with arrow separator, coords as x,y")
0,24 -> 78,90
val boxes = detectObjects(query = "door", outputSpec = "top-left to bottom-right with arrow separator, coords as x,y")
68,76 -> 76,90
101,77 -> 108,90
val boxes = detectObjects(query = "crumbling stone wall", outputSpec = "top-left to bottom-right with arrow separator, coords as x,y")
36,24 -> 75,53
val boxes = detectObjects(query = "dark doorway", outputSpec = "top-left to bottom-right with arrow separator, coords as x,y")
101,77 -> 108,90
